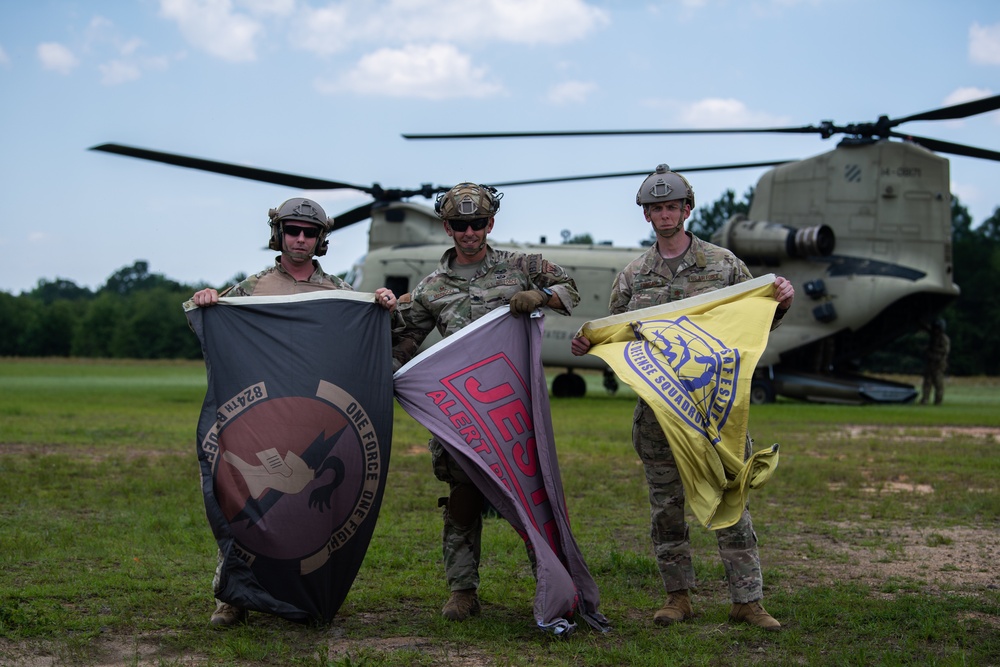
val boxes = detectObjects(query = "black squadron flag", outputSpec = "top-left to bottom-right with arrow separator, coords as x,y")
186,291 -> 393,623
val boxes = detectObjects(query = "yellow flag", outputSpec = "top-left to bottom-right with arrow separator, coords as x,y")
579,274 -> 780,530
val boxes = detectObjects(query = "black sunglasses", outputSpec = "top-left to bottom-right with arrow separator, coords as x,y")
448,218 -> 490,233
283,224 -> 321,238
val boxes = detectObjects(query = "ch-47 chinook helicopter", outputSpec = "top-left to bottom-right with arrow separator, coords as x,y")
91,94 -> 1000,404
402,94 -> 1000,404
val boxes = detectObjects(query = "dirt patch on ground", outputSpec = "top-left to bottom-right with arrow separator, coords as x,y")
836,425 -> 1000,444
771,523 -> 999,601
7,523 -> 996,666
5,425 -> 998,665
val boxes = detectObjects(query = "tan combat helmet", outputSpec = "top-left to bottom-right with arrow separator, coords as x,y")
267,197 -> 333,256
435,183 -> 503,221
636,164 -> 696,210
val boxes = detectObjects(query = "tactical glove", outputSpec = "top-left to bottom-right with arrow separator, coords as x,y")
509,289 -> 548,316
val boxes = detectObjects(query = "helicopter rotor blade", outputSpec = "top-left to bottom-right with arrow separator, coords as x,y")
403,127 -> 824,140
90,143 -> 374,193
404,95 -> 1000,157
890,132 -> 1000,162
892,94 -> 1000,125
330,203 -> 376,231
489,160 -> 791,188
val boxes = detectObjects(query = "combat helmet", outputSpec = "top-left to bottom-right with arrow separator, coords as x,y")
636,164 -> 695,210
267,197 -> 333,256
435,183 -> 503,221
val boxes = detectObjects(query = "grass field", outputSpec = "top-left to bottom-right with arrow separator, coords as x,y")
0,359 -> 998,666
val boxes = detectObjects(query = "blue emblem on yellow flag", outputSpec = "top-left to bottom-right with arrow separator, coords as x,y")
579,275 -> 781,530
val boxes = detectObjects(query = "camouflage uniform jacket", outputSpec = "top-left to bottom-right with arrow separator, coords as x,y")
185,257 -> 404,329
223,257 -> 351,297
393,244 -> 580,367
610,233 -> 781,330
927,330 -> 950,364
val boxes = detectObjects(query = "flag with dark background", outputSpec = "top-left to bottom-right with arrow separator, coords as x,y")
186,291 -> 393,623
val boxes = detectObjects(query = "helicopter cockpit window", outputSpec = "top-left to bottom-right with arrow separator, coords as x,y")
344,260 -> 363,290
385,276 -> 409,296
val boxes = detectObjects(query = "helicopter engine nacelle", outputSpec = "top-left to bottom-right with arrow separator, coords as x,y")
713,215 -> 835,266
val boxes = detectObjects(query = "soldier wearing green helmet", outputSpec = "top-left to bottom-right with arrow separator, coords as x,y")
393,181 -> 580,622
188,197 -> 400,627
572,165 -> 795,631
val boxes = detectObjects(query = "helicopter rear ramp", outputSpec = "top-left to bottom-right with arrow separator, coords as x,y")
757,369 -> 918,405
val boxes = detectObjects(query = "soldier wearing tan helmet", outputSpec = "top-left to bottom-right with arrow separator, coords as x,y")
392,182 -> 580,622
572,165 -> 794,631
188,197 -> 399,627
191,197 -> 398,307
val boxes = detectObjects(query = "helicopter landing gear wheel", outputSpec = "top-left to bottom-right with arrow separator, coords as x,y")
750,379 -> 775,405
552,370 -> 587,398
602,368 -> 619,395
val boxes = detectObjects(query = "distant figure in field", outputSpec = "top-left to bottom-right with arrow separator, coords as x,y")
921,319 -> 950,405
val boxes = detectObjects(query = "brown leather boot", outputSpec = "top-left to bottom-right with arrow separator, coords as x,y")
729,600 -> 781,631
442,589 -> 481,621
653,590 -> 692,626
210,601 -> 247,627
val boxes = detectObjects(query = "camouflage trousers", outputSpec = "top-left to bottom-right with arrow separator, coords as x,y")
430,437 -> 484,592
632,400 -> 764,604
429,437 -> 536,592
212,548 -> 225,604
921,365 -> 946,404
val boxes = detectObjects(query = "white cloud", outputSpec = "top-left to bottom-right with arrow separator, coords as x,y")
940,88 -> 1000,127
320,43 -> 504,99
37,42 -> 79,74
480,0 -> 609,43
944,87 -> 994,106
293,5 -> 351,56
547,80 -> 597,105
970,22 -> 1000,65
159,0 -> 262,62
238,0 -> 295,16
85,16 -> 116,48
156,0 -> 607,65
0,44 -> 9,67
352,0 -> 608,45
100,60 -> 142,85
119,37 -> 144,57
678,98 -> 789,128
80,16 -> 170,85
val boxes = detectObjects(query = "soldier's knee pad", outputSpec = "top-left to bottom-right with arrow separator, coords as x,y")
448,484 -> 484,527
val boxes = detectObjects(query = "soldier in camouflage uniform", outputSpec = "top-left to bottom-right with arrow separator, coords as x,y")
572,165 -> 794,631
392,182 -> 580,621
920,318 -> 950,405
189,198 -> 400,627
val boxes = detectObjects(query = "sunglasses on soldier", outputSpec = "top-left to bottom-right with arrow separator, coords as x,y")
448,218 -> 490,233
283,224 -> 321,238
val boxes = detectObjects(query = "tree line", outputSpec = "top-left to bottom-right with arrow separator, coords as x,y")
0,261 -> 230,360
2,196 -> 999,375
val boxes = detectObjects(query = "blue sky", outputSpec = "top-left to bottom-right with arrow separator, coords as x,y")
2,0 -> 999,295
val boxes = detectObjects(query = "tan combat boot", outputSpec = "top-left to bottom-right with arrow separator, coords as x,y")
210,601 -> 247,627
441,589 -> 481,621
729,600 -> 781,631
653,590 -> 692,626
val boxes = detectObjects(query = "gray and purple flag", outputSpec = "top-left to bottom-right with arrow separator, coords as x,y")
393,307 -> 609,634
186,291 -> 393,623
